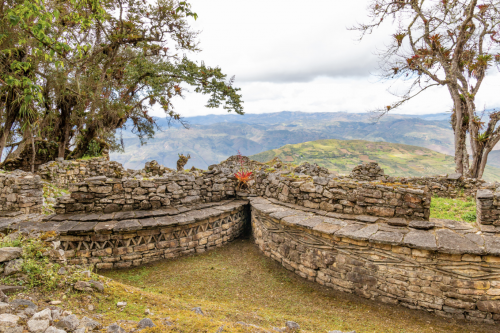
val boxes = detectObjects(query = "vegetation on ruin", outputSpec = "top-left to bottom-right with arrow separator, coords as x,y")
430,196 -> 477,222
0,233 -> 100,291
354,0 -> 500,179
251,139 -> 500,181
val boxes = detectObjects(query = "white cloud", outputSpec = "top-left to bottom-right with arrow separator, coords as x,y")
151,0 -> 500,118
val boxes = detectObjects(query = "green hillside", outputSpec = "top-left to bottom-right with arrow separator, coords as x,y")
250,139 -> 500,182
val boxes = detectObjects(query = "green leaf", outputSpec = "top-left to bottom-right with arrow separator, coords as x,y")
9,15 -> 20,25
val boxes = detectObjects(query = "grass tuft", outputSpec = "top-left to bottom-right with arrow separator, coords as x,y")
430,196 -> 477,222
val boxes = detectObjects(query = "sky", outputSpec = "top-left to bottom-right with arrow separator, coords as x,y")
160,0 -> 500,118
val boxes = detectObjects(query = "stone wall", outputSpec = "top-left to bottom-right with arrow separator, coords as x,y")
400,174 -> 487,198
37,157 -> 127,188
0,171 -> 43,216
54,170 -> 237,214
50,201 -> 246,269
250,197 -> 500,325
55,163 -> 431,221
476,189 -> 500,234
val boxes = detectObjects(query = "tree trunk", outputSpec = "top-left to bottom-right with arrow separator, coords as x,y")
56,96 -> 75,159
30,129 -> 36,173
68,125 -> 97,159
0,90 -> 20,161
450,93 -> 465,175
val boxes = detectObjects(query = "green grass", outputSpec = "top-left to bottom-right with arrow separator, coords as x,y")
430,196 -> 477,222
101,238 -> 495,333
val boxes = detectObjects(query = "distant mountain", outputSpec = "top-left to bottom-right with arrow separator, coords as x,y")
250,139 -> 500,182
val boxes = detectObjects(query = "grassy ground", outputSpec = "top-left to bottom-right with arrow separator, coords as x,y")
102,238 -> 495,333
430,196 -> 477,222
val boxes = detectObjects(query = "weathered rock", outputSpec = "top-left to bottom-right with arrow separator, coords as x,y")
137,318 -> 155,329
0,248 -> 22,263
90,280 -> 104,292
0,313 -> 20,332
191,307 -> 204,315
45,327 -> 67,333
3,259 -> 23,276
74,281 -> 92,292
78,316 -> 102,331
55,314 -> 80,331
285,321 -> 300,332
402,230 -> 437,250
477,300 -> 500,314
10,299 -> 37,311
107,323 -> 126,333
31,308 -> 52,321
409,220 -> 435,230
299,182 -> 316,193
27,318 -> 50,333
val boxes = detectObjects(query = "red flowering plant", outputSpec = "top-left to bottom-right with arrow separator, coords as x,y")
235,150 -> 253,191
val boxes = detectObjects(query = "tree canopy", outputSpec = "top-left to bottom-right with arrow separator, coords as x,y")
355,0 -> 500,179
0,0 -> 243,169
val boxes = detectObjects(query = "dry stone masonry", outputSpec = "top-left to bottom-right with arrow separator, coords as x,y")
349,162 -> 385,181
1,157 -> 500,326
0,200 -> 247,270
0,171 -> 43,216
250,197 -> 500,325
37,157 -> 127,189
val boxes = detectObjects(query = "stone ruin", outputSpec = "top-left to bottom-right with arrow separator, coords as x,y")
349,161 -> 385,181
0,157 -> 500,325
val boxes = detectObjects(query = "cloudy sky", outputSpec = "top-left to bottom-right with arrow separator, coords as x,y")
162,0 -> 500,117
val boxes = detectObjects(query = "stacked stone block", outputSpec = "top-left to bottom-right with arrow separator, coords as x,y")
55,201 -> 248,269
37,157 -> 127,188
0,171 -> 43,215
250,197 -> 500,325
349,162 -> 384,181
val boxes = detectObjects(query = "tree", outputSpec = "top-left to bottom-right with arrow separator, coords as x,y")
0,0 -> 243,166
354,0 -> 500,179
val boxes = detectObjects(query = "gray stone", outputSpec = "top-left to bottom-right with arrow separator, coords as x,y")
409,220 -> 435,230
355,215 -> 380,223
0,314 -> 20,332
192,307 -> 204,315
436,229 -> 484,254
387,218 -> 408,227
0,248 -> 22,263
370,231 -> 403,245
74,281 -> 91,291
285,321 -> 300,332
45,327 -> 67,333
339,224 -> 378,240
402,230 -> 437,250
79,316 -> 102,330
484,236 -> 500,256
447,173 -> 462,180
27,318 -> 49,333
113,219 -> 141,232
31,308 -> 52,321
10,299 -> 37,310
477,189 -> 494,199
4,259 -> 23,276
90,280 -> 104,292
299,182 -> 316,193
137,318 -> 155,329
107,323 -> 126,333
55,314 -> 80,331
